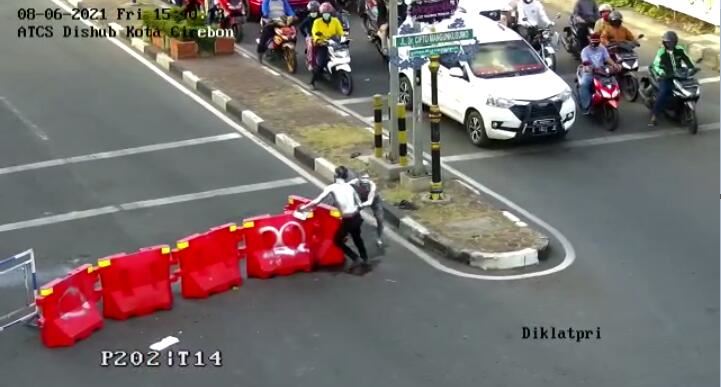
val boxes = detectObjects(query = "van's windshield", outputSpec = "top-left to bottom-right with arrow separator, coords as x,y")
467,40 -> 545,79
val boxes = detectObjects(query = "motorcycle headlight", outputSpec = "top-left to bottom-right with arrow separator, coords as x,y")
486,96 -> 515,109
611,89 -> 620,98
333,49 -> 349,58
600,89 -> 612,99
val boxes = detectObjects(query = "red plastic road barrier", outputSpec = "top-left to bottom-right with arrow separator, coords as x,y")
96,245 -> 173,320
243,212 -> 313,278
36,264 -> 103,348
174,223 -> 243,299
285,196 -> 345,267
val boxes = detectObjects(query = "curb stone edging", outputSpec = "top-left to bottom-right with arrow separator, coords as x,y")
105,19 -> 546,271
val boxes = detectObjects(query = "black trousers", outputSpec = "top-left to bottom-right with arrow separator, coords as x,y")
577,21 -> 592,50
311,45 -> 329,83
334,213 -> 368,262
257,24 -> 276,53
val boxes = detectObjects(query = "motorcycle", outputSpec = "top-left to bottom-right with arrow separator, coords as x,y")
522,15 -> 561,71
360,0 -> 388,62
224,3 -> 246,43
606,35 -> 644,102
257,17 -> 298,74
311,34 -> 354,95
575,63 -> 621,131
561,16 -> 595,60
639,66 -> 701,134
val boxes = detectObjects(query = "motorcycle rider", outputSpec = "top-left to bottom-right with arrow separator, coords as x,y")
213,0 -> 244,28
578,32 -> 618,115
647,31 -> 696,126
571,0 -> 599,50
600,11 -> 637,46
257,0 -> 296,63
516,0 -> 553,50
300,0 -> 321,37
594,3 -> 613,33
376,0 -> 409,55
310,2 -> 344,89
299,166 -> 370,273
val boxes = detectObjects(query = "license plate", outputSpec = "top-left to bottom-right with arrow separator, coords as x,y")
532,119 -> 555,134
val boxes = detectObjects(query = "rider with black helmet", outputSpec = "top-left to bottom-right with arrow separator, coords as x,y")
600,11 -> 637,46
299,0 -> 321,37
648,31 -> 696,126
299,165 -> 370,273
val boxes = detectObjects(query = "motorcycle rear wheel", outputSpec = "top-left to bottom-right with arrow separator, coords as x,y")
603,105 -> 619,131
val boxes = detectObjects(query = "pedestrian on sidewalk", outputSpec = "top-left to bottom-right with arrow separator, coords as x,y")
346,172 -> 385,249
299,166 -> 370,273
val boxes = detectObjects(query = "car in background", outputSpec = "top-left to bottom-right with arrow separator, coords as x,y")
245,0 -> 310,21
398,13 -> 576,147
458,0 -> 516,27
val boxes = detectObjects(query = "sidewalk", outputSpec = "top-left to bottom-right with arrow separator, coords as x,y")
543,0 -> 720,70
72,0 -> 550,271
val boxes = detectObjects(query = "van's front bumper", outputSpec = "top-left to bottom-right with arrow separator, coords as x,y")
483,98 -> 576,140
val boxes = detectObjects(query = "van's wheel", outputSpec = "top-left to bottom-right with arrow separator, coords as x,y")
465,110 -> 491,147
399,75 -> 413,110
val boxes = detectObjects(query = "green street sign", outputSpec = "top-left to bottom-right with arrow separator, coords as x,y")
395,29 -> 474,48
409,44 -> 461,58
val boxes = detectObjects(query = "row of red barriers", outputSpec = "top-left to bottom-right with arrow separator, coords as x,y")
35,196 -> 344,348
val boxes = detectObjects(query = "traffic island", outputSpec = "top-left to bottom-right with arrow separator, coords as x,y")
83,1 -> 550,270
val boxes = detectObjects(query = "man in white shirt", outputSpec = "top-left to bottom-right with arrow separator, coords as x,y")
299,166 -> 370,272
516,0 -> 553,49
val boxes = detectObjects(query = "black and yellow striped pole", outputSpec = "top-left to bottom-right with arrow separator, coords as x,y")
428,55 -> 443,200
373,94 -> 383,158
397,103 -> 408,167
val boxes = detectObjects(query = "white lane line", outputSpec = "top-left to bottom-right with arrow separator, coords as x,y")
0,97 -> 49,141
67,5 -> 573,281
294,84 -> 312,96
442,122 -> 721,163
337,96 -> 377,105
149,336 -> 180,351
262,67 -> 281,76
0,177 -> 307,233
0,133 -> 242,176
700,76 -> 720,84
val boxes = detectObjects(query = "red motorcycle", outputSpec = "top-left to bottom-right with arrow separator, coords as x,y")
258,16 -> 298,74
576,63 -> 621,131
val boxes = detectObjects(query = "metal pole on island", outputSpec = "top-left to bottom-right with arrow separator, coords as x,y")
387,0 -> 400,164
428,55 -> 443,200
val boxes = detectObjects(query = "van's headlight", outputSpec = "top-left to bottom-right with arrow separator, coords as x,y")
553,90 -> 572,102
486,96 -> 515,108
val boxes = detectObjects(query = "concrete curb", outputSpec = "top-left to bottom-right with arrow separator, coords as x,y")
103,19 -> 545,271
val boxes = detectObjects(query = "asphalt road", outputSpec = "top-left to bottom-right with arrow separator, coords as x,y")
0,1 -> 718,386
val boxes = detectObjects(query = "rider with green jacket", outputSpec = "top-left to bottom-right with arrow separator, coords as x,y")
648,31 -> 695,126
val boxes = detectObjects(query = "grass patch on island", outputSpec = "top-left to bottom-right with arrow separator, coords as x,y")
291,124 -> 374,172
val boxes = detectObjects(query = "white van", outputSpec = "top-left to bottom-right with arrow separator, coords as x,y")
398,13 -> 576,146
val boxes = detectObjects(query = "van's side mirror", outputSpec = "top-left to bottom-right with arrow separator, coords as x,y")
448,67 -> 465,79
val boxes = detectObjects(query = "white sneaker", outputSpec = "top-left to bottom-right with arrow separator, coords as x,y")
376,239 -> 384,248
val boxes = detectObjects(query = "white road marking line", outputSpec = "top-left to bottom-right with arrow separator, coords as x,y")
0,133 -> 242,176
0,177 -> 307,233
700,76 -> 720,84
337,96 -> 377,105
262,66 -> 281,76
294,84 -> 312,96
241,52 -> 250,59
0,97 -> 49,141
149,336 -> 179,351
325,105 -> 350,117
442,122 -> 720,163
60,4 -> 573,281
